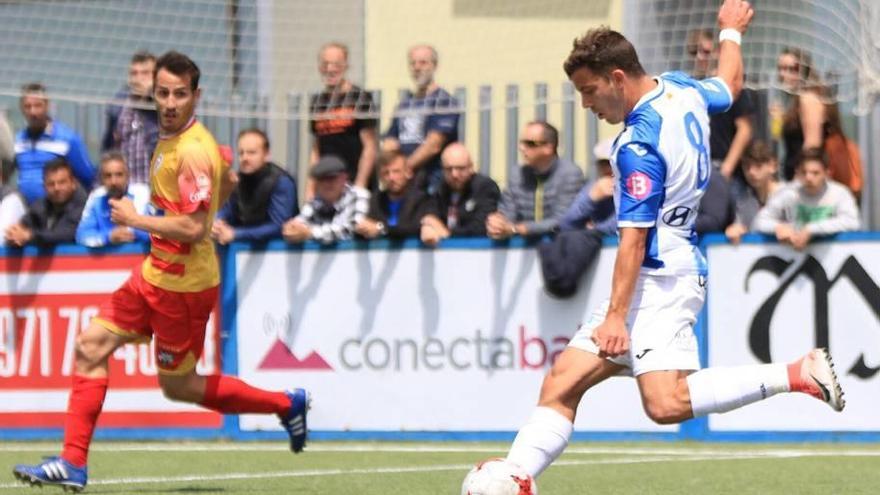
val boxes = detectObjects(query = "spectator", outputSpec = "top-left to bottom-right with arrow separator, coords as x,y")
309,42 -> 378,195
689,29 -> 755,186
76,152 -> 150,247
725,141 -> 782,244
356,150 -> 433,240
102,51 -> 159,184
212,129 -> 298,244
282,155 -> 369,244
695,170 -> 735,235
559,137 -> 616,236
753,147 -> 859,251
5,158 -> 86,247
424,142 -> 500,242
486,121 -> 584,239
774,49 -> 864,200
383,44 -> 460,194
540,138 -> 617,298
15,83 -> 95,204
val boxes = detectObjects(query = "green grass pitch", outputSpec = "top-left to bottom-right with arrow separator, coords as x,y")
3,441 -> 879,494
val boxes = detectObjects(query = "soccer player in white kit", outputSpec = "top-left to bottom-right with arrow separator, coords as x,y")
506,0 -> 845,478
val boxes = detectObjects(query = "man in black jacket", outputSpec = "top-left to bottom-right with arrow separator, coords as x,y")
421,143 -> 500,245
356,150 -> 432,240
212,129 -> 298,244
5,158 -> 86,246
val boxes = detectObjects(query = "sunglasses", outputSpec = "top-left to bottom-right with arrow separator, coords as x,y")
519,139 -> 547,148
777,64 -> 799,73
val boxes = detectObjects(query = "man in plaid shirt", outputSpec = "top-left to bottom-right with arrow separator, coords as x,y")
282,155 -> 369,244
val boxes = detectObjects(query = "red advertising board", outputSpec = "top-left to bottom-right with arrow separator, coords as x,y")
0,254 -> 222,429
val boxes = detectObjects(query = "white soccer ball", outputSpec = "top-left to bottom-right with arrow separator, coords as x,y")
461,458 -> 538,495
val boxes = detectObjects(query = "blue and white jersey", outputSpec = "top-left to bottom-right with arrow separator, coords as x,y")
610,71 -> 733,276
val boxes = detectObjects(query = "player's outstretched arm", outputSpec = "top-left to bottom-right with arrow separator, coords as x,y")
715,0 -> 754,100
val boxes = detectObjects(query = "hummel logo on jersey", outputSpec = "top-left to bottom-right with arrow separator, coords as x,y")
627,143 -> 648,156
635,348 -> 653,359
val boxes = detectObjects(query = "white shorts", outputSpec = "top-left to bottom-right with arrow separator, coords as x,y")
568,274 -> 705,377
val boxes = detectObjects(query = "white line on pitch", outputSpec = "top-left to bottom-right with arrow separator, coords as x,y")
1,452 -> 879,490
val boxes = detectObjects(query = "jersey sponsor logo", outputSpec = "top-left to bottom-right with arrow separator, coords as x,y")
626,171 -> 652,200
662,206 -> 692,226
189,173 -> 211,203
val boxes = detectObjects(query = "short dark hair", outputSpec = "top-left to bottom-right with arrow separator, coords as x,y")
743,141 -> 776,165
131,50 -> 156,65
154,51 -> 200,91
20,82 -> 47,98
237,128 -> 270,151
563,26 -> 646,78
527,121 -> 559,151
378,149 -> 405,168
43,157 -> 73,180
797,147 -> 828,169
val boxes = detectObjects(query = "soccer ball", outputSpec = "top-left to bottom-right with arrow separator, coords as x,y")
461,458 -> 538,495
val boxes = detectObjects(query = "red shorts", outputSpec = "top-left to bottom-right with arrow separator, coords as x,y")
93,268 -> 218,375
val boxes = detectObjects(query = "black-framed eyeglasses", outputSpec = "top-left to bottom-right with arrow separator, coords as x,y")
519,139 -> 546,148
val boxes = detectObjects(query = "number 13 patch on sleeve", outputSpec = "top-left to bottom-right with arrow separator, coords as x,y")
626,171 -> 652,200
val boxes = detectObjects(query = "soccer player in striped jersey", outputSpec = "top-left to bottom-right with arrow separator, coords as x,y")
505,0 -> 844,479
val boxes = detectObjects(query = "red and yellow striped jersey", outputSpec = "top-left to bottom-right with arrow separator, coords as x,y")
142,120 -> 224,292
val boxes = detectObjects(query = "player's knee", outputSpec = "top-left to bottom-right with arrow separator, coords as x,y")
158,375 -> 201,403
159,382 -> 193,402
73,332 -> 109,371
643,398 -> 688,425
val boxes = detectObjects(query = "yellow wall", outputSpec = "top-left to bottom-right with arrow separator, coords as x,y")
365,0 -> 623,184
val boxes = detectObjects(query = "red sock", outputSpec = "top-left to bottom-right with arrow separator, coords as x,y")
199,375 -> 290,416
787,360 -> 805,392
61,375 -> 109,467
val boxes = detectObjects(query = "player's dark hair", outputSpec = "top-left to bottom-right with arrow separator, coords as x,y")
564,26 -> 646,78
154,51 -> 200,91
238,128 -> 270,151
43,157 -> 73,180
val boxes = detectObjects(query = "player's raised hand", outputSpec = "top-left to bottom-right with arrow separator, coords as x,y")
718,0 -> 754,33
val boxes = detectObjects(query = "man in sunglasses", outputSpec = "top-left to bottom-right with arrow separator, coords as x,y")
486,121 -> 584,239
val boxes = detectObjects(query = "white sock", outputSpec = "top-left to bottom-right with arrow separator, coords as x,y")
506,406 -> 573,478
686,364 -> 790,417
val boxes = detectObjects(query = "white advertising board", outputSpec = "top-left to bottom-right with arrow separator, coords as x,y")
707,241 -> 880,431
235,246 -> 673,433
